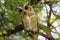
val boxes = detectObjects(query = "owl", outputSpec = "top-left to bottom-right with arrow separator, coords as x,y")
17,3 -> 38,34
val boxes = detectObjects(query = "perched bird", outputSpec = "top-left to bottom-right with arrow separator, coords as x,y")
17,3 -> 38,40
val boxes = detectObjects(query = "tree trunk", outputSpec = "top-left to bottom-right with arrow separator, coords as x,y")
46,31 -> 55,40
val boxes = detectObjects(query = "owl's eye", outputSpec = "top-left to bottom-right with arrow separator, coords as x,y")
25,6 -> 28,10
17,7 -> 23,12
19,9 -> 22,12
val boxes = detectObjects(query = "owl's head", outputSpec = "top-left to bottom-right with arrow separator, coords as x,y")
17,2 -> 34,16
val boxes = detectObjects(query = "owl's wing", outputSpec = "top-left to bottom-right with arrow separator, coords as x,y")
22,15 -> 31,30
30,15 -> 38,33
30,15 -> 37,27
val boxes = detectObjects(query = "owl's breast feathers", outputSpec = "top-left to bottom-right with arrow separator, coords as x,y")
22,14 -> 38,33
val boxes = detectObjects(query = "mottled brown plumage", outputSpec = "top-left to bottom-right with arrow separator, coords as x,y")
18,3 -> 38,40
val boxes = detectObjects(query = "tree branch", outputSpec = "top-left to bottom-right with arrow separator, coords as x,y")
0,24 -> 24,36
39,32 -> 48,38
30,0 -> 60,5
7,24 -> 24,36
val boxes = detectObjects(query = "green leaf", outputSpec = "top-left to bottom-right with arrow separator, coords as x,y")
3,30 -> 7,34
50,17 -> 57,24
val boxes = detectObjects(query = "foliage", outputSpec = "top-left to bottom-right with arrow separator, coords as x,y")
56,37 -> 60,40
0,0 -> 60,40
